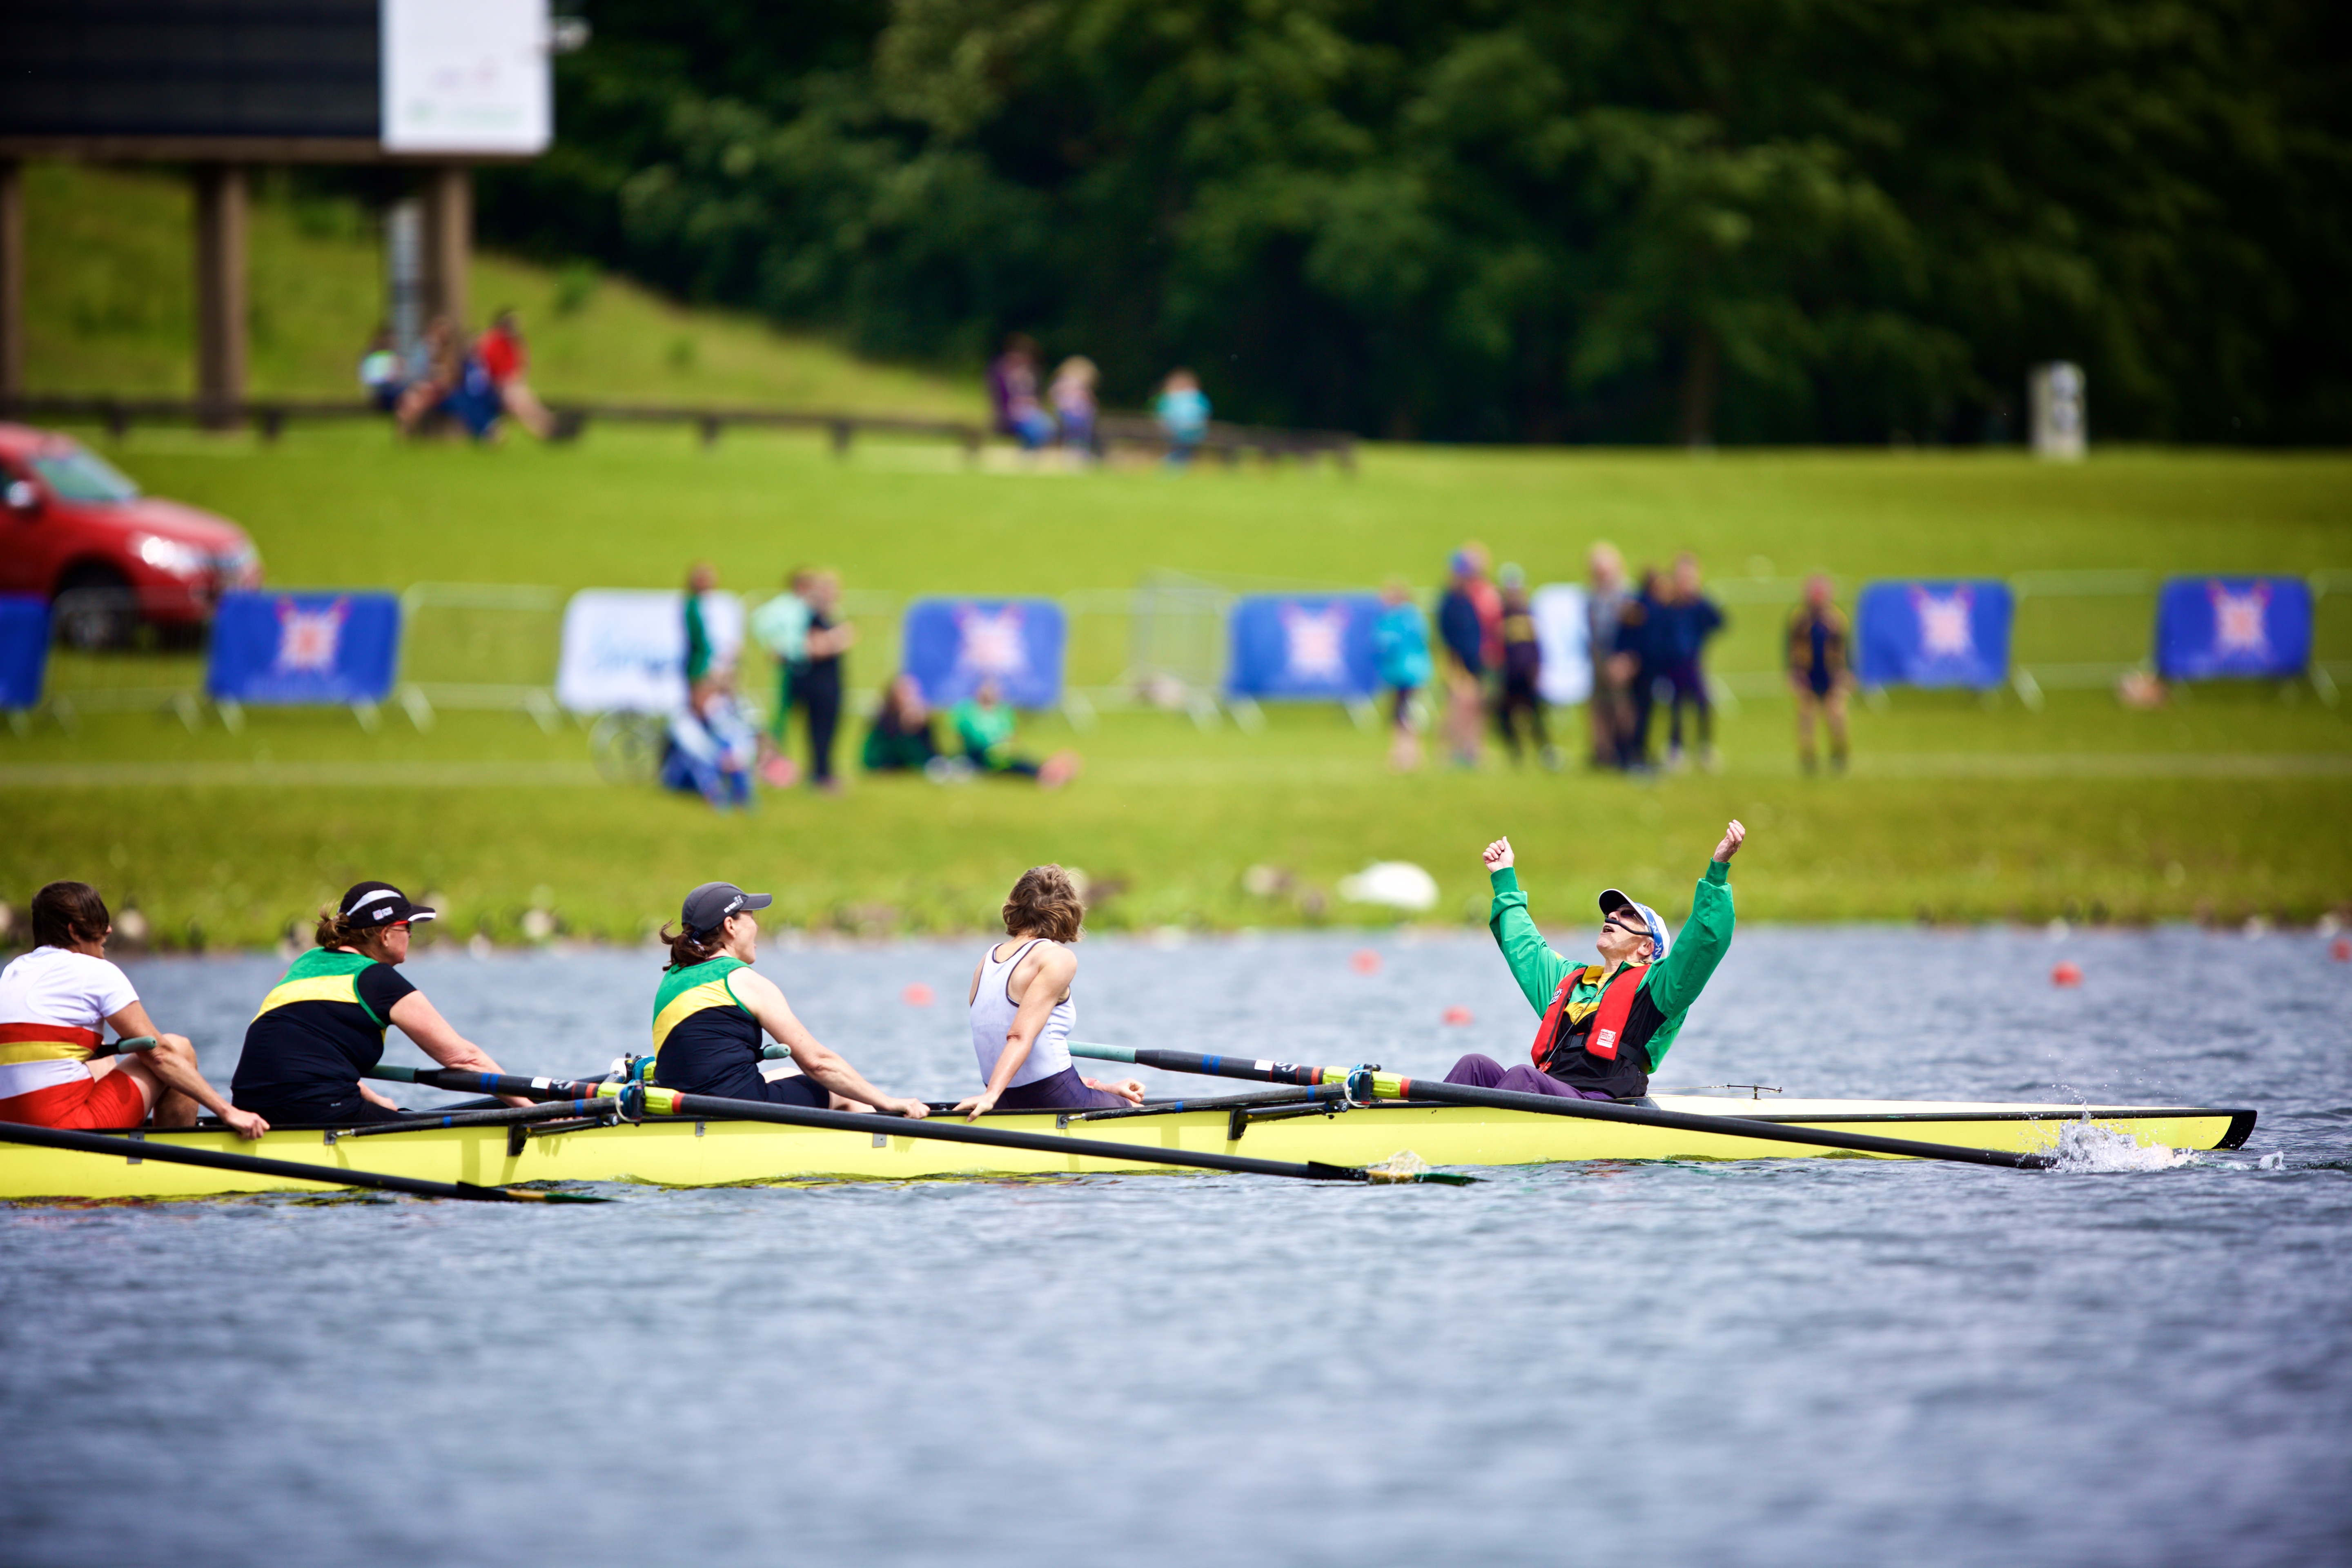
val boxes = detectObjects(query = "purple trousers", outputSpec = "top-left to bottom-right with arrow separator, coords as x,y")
1444,1053 -> 1614,1101
994,1065 -> 1129,1111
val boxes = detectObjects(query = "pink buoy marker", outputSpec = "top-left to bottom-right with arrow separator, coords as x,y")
1442,1005 -> 1474,1026
902,982 -> 935,1007
1350,949 -> 1382,976
2051,961 -> 2082,987
2332,938 -> 2351,963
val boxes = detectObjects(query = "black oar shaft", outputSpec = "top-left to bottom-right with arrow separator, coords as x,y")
0,1123 -> 603,1202
373,1067 -> 1379,1182
341,1098 -> 610,1137
1085,1044 -> 2056,1169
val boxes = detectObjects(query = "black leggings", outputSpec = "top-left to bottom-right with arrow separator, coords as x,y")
801,673 -> 842,783
1494,673 -> 1547,758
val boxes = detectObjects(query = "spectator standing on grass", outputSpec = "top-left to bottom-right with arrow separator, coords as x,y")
798,570 -> 856,794
359,325 -> 404,412
989,334 -> 1056,450
864,674 -> 943,774
1051,356 -> 1099,458
1612,569 -> 1665,771
748,569 -> 811,788
1156,369 -> 1210,468
683,563 -> 721,694
1494,565 -> 1558,770
1462,542 -> 1505,679
1786,573 -> 1853,775
1656,551 -> 1726,772
1585,543 -> 1633,770
1373,579 -> 1433,772
1436,551 -> 1487,768
477,309 -> 557,439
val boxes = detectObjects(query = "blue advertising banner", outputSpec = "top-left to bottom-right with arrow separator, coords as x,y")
205,591 -> 401,705
1853,580 -> 2014,690
901,598 -> 1067,708
1225,594 -> 1384,700
0,596 -> 48,709
2154,576 -> 2312,680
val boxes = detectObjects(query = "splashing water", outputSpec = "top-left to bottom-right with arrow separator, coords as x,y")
2048,1116 -> 2200,1173
1364,1150 -> 1432,1183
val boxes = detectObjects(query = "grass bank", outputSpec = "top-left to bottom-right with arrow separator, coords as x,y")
2,427 -> 2348,946
19,160 -> 979,416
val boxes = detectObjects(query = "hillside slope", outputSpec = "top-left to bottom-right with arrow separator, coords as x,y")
20,160 -> 982,417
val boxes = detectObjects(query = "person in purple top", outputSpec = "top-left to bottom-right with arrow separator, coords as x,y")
987,334 -> 1056,450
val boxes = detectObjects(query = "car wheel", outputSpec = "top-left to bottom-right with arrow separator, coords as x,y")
53,563 -> 139,651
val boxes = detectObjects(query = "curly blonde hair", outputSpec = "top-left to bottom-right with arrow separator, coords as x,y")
1002,865 -> 1084,943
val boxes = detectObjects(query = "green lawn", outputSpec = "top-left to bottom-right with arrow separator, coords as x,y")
19,160 -> 980,416
3,426 -> 2349,947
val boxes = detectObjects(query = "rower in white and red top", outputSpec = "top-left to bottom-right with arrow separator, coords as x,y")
0,881 -> 267,1137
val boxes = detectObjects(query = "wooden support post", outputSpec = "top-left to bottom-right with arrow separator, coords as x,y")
0,160 -> 22,403
193,164 -> 248,429
421,165 -> 472,331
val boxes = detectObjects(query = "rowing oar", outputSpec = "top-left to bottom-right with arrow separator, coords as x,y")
0,1122 -> 609,1202
366,1066 -> 1472,1184
1068,1042 -> 2060,1170
339,1097 -> 616,1138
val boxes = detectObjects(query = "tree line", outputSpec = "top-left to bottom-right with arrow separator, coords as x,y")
480,0 -> 2352,444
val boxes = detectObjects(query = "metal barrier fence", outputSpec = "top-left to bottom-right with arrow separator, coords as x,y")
13,572 -> 2349,736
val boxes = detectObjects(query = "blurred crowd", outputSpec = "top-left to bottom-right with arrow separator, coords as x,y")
360,310 -> 561,444
1376,546 -> 1854,777
989,334 -> 1211,468
661,564 -> 1078,812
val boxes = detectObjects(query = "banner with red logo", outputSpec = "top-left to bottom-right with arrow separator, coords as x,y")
205,591 -> 401,705
2154,577 -> 2312,680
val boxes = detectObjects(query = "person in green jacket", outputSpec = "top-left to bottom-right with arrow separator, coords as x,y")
1445,820 -> 1746,1101
951,679 -> 1079,787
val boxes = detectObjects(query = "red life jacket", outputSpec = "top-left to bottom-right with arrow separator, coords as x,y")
1529,962 -> 1649,1069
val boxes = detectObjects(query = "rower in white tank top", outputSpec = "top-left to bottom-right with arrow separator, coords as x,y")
954,865 -> 1145,1120
969,938 -> 1076,1089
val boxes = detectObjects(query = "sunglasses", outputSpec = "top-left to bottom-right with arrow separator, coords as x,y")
1601,915 -> 1648,937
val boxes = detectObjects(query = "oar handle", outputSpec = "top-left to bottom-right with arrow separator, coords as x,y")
90,1036 -> 158,1058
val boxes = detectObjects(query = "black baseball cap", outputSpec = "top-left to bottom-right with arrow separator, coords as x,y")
339,883 -> 436,929
682,881 -> 772,935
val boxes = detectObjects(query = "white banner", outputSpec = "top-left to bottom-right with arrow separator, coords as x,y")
1532,584 -> 1593,706
557,590 -> 741,715
382,0 -> 552,155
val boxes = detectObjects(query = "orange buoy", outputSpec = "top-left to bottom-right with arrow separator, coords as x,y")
1442,1005 -> 1474,1025
1349,949 -> 1382,976
2051,961 -> 2083,987
902,982 -> 935,1007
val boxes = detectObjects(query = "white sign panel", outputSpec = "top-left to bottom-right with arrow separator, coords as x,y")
557,591 -> 742,715
1531,584 -> 1593,706
382,0 -> 552,155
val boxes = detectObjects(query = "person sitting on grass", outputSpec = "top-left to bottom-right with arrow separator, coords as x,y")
662,674 -> 758,810
953,866 -> 1145,1119
1444,820 -> 1745,1102
0,881 -> 267,1138
951,679 -> 1079,788
651,882 -> 930,1118
863,674 -> 942,774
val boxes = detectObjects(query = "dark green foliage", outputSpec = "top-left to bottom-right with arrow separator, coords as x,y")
481,0 -> 2352,443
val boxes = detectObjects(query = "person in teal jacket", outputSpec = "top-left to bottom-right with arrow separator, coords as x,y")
1445,820 -> 1745,1100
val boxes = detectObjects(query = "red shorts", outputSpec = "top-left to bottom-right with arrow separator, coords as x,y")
0,1068 -> 150,1129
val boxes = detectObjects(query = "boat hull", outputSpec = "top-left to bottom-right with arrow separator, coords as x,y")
0,1097 -> 2256,1202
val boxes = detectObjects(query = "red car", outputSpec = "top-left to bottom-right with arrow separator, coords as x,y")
0,423 -> 263,646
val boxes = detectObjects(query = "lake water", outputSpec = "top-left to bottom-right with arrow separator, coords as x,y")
4,925 -> 2348,1566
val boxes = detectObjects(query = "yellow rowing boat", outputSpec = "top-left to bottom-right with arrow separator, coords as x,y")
0,1095 -> 2256,1201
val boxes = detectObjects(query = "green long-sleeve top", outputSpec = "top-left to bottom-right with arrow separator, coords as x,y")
1488,858 -> 1735,1068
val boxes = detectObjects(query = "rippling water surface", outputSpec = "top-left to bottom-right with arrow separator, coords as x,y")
4,926 -> 2348,1566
